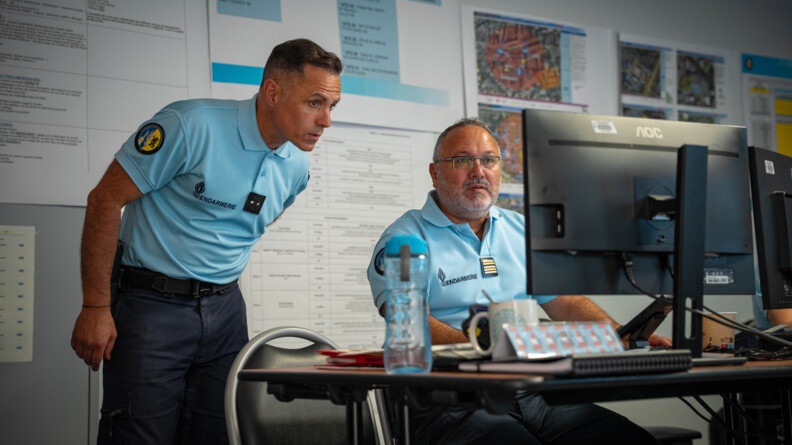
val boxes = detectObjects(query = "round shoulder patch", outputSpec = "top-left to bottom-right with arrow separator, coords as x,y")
374,248 -> 386,275
135,123 -> 165,155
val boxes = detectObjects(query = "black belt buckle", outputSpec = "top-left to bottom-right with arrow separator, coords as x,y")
151,276 -> 169,293
192,281 -> 213,298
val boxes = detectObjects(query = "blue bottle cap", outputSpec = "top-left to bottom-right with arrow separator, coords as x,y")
384,234 -> 428,255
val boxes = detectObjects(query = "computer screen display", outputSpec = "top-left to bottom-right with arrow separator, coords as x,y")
522,109 -> 754,297
748,146 -> 792,310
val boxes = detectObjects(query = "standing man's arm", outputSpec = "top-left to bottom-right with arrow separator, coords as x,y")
71,160 -> 142,371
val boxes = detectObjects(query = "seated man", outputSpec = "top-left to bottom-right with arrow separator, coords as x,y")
367,117 -> 670,445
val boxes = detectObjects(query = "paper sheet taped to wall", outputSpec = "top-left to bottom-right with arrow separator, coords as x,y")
0,225 -> 35,363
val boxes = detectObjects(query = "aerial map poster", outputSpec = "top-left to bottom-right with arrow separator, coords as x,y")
461,6 -> 618,117
477,104 -> 526,212
460,6 -> 618,212
619,34 -> 741,124
208,0 -> 464,132
741,53 -> 792,156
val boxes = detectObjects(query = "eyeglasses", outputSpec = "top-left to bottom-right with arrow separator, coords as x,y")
433,155 -> 502,170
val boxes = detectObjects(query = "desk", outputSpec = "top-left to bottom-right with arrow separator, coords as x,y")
238,361 -> 792,445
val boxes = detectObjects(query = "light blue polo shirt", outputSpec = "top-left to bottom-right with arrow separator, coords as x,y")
368,191 -> 556,330
752,266 -> 771,330
116,95 -> 309,283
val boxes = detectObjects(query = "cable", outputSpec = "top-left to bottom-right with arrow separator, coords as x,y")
618,252 -> 792,351
733,347 -> 792,361
676,394 -> 781,444
619,252 -> 662,299
662,253 -> 674,280
719,393 -> 782,443
677,395 -> 717,424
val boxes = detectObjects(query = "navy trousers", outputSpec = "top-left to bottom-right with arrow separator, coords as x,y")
411,391 -> 659,444
98,284 -> 249,445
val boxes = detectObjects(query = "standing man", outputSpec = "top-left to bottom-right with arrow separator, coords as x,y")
368,118 -> 669,444
70,38 -> 342,444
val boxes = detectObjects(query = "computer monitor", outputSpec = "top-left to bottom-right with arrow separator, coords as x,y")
522,110 -> 755,355
748,146 -> 792,310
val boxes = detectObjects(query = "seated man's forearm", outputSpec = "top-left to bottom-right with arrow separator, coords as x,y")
429,316 -> 468,344
380,305 -> 467,345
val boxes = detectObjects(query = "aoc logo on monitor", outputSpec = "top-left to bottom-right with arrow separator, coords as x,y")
636,126 -> 663,139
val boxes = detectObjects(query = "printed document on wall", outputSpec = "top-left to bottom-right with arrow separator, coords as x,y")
741,53 -> 792,156
238,123 -> 435,348
0,0 -> 208,206
208,0 -> 464,132
0,225 -> 35,363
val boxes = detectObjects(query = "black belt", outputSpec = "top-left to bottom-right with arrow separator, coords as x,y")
118,266 -> 237,298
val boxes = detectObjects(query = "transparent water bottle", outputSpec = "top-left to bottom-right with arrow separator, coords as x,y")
383,235 -> 432,374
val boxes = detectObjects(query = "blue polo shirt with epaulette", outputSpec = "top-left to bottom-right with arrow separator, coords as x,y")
368,191 -> 556,330
116,94 -> 309,284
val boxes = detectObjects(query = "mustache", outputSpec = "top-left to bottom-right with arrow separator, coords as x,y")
464,178 -> 490,189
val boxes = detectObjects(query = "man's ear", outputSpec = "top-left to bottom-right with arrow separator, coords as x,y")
429,162 -> 439,188
261,78 -> 280,105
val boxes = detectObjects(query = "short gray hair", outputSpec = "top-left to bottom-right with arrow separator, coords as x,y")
433,117 -> 496,160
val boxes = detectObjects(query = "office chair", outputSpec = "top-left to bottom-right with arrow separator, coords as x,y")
225,326 -> 392,445
644,425 -> 702,445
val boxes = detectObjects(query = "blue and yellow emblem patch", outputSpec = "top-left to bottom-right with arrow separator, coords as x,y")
374,248 -> 386,275
135,123 -> 164,154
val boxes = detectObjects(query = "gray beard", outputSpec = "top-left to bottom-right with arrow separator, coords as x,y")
436,185 -> 495,220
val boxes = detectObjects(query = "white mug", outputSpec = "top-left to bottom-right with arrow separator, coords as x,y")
468,299 -> 540,356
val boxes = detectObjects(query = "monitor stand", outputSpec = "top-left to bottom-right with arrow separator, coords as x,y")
671,144 -> 708,358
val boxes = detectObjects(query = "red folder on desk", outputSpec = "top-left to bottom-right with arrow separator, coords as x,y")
318,349 -> 384,367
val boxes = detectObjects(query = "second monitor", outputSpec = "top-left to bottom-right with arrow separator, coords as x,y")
749,146 -> 792,310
